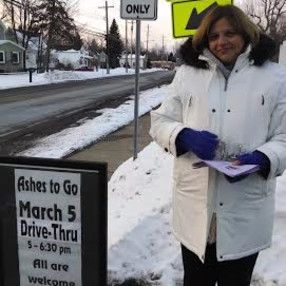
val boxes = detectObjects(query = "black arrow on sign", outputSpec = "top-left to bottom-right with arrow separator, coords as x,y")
185,2 -> 218,30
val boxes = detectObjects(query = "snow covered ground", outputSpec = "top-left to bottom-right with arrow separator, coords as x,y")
3,68 -> 285,285
0,67 -> 163,90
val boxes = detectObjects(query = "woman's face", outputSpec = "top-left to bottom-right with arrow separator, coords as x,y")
208,18 -> 246,66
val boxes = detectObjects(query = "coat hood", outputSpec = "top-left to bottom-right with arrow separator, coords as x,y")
179,33 -> 278,69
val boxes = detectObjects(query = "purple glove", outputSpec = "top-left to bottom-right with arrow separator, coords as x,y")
225,151 -> 270,183
175,128 -> 218,160
235,151 -> 269,169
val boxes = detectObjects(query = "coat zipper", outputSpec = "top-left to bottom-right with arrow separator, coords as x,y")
186,95 -> 193,124
189,95 -> 192,106
224,78 -> 229,91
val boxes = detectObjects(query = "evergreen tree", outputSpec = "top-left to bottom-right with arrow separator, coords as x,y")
33,0 -> 82,70
87,38 -> 99,56
108,19 -> 123,68
168,52 -> 176,62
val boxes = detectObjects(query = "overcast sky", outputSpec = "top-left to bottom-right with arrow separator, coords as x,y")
0,0 -> 243,52
76,0 -> 180,52
76,0 -> 244,52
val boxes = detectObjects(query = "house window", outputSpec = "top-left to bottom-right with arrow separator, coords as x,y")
0,51 -> 5,63
12,52 -> 20,64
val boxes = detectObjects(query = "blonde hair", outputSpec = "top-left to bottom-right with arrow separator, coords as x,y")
193,5 -> 260,52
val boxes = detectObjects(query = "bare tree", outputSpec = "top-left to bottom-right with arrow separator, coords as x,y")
2,0 -> 40,70
65,0 -> 79,18
1,2 -> 8,20
245,0 -> 286,43
3,0 -> 39,44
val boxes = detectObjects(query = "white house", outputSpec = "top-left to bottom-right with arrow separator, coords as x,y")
119,53 -> 147,69
0,20 -> 26,73
279,41 -> 286,67
54,48 -> 94,70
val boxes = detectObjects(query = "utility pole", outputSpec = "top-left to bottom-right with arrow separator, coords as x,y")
125,20 -> 128,73
161,34 -> 165,62
46,0 -> 56,72
99,1 -> 114,74
37,33 -> 43,73
146,24 -> 150,53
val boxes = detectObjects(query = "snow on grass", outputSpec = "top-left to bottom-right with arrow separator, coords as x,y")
0,68 -> 164,90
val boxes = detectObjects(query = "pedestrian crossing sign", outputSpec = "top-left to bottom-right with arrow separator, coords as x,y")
172,0 -> 233,38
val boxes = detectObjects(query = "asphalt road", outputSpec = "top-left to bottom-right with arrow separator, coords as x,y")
0,70 -> 175,155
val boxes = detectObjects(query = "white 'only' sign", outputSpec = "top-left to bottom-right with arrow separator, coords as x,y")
120,0 -> 157,20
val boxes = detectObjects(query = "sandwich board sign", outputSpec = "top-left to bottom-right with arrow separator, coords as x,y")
0,156 -> 107,286
172,0 -> 233,38
121,0 -> 158,20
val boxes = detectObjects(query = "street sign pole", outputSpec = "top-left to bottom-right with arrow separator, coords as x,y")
133,18 -> 141,160
120,0 -> 157,160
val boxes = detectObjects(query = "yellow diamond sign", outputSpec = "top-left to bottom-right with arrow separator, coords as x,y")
172,0 -> 233,38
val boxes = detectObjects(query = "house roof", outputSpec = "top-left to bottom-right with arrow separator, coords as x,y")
0,40 -> 25,50
54,49 -> 94,60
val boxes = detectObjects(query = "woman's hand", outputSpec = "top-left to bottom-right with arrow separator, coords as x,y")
175,128 -> 219,160
225,150 -> 270,183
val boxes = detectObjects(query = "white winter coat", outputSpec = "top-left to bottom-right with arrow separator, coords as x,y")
150,45 -> 286,262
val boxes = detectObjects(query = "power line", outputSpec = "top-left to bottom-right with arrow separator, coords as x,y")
74,20 -> 105,35
2,0 -> 22,8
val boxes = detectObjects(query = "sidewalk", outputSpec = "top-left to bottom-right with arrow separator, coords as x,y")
68,113 -> 153,179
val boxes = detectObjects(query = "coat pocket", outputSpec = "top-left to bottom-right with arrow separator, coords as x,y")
174,154 -> 207,191
242,173 -> 270,198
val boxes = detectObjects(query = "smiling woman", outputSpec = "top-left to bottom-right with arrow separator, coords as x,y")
207,18 -> 246,67
150,4 -> 286,286
192,4 -> 260,68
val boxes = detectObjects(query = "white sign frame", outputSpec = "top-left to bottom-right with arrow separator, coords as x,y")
120,0 -> 158,20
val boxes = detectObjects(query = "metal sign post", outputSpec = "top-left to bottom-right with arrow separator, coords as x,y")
133,19 -> 141,160
121,0 -> 157,160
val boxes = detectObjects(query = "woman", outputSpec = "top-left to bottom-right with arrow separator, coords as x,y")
150,4 -> 286,286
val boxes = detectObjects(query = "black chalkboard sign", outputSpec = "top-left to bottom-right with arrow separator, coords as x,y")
0,156 -> 107,286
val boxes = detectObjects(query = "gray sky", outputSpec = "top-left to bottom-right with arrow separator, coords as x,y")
76,0 -> 179,52
76,0 -> 244,52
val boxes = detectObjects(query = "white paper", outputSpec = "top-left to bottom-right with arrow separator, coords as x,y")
193,160 -> 260,177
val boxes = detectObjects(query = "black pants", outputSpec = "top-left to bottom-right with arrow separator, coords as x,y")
181,243 -> 258,286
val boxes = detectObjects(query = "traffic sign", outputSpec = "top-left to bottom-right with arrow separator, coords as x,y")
172,0 -> 233,38
120,0 -> 157,20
